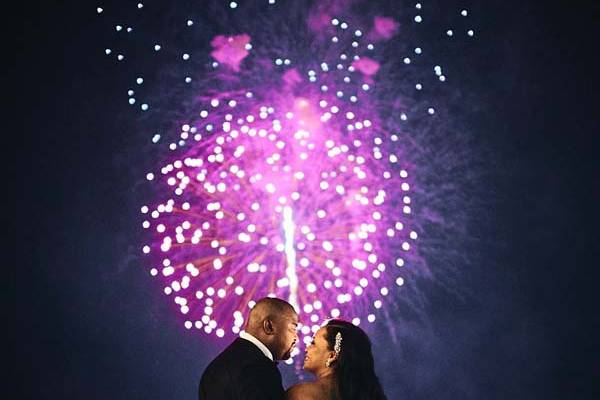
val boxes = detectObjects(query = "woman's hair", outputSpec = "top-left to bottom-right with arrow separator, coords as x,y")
323,319 -> 387,400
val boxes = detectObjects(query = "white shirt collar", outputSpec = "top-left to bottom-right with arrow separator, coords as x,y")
239,331 -> 274,361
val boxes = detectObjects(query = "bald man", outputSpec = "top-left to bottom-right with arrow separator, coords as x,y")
199,297 -> 299,400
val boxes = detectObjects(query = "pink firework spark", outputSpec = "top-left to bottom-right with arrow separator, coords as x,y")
139,16 -> 418,360
95,0 -> 483,366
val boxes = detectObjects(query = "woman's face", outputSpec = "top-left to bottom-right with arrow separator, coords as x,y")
303,327 -> 334,373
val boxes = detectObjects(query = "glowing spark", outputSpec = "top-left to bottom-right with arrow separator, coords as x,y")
97,0 -> 479,351
283,206 -> 299,311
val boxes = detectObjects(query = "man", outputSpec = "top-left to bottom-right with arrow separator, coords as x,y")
199,297 -> 299,400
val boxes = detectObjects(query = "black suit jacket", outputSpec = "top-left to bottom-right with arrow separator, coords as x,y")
199,337 -> 284,400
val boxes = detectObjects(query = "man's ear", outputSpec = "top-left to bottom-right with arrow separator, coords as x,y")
263,318 -> 275,335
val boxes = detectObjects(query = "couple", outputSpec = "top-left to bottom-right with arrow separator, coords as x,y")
199,297 -> 387,400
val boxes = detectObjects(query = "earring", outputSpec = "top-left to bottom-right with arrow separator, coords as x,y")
325,359 -> 331,367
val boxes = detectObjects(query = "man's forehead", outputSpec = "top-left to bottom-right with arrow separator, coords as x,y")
286,312 -> 299,324
270,309 -> 298,323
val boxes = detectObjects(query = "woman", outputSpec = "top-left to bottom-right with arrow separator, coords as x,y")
285,319 -> 387,400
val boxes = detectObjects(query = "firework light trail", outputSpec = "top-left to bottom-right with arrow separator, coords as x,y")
97,0 -> 479,365
282,206 -> 299,310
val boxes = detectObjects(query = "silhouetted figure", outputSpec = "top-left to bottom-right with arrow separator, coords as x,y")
285,319 -> 387,400
199,297 -> 299,400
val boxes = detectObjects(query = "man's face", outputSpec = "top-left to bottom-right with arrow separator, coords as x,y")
273,310 -> 299,360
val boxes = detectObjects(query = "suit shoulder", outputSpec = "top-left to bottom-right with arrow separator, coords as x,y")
201,340 -> 280,380
206,339 -> 247,366
221,338 -> 265,360
200,340 -> 241,380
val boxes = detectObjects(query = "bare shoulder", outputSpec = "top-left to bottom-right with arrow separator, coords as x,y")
285,382 -> 322,400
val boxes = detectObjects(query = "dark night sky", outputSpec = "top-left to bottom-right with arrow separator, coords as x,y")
16,1 -> 598,399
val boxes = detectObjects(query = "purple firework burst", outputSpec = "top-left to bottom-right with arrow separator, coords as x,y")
143,20 -> 416,348
98,0 -> 479,364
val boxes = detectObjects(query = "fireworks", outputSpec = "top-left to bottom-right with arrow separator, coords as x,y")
98,1 -> 478,364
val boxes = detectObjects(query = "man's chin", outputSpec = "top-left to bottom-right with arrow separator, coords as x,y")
280,343 -> 297,361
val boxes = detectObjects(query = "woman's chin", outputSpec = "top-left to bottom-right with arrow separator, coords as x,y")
302,360 -> 312,371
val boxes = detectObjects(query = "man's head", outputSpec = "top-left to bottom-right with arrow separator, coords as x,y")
244,297 -> 299,361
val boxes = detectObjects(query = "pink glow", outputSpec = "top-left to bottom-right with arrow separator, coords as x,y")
372,16 -> 399,40
283,68 -> 303,87
210,34 -> 251,72
307,12 -> 333,33
352,57 -> 380,76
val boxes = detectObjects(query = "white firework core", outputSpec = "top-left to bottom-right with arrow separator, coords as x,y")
283,206 -> 299,311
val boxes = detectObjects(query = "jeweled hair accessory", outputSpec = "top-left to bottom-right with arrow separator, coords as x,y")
334,332 -> 343,356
